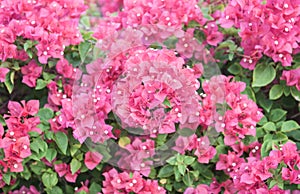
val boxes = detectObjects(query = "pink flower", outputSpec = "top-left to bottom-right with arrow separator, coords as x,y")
194,136 -> 216,163
0,67 -> 9,82
8,185 -> 40,194
0,124 -> 4,137
281,68 -> 300,91
12,136 -> 31,158
282,167 -> 300,184
54,163 -> 68,177
184,184 -> 209,194
98,0 -> 123,15
102,168 -> 166,194
56,58 -> 75,79
21,60 -> 42,88
203,22 -> 224,46
54,163 -> 79,183
84,151 -> 103,170
176,28 -> 204,58
7,100 -> 39,118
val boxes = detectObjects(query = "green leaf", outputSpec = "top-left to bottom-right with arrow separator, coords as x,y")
166,156 -> 177,165
30,137 -> 48,154
46,186 -> 63,194
291,87 -> 300,101
80,15 -> 91,28
286,130 -> 300,141
252,63 -> 276,87
273,132 -> 288,142
157,165 -> 174,178
118,136 -> 131,148
42,171 -> 58,188
201,7 -> 214,20
70,158 -> 81,174
54,132 -> 68,154
263,122 -> 277,132
178,164 -> 186,175
183,156 -> 195,165
163,98 -> 171,108
0,115 -> 5,126
2,173 -> 11,185
269,109 -> 287,122
24,40 -> 38,51
261,140 -> 273,157
35,79 -> 48,90
37,108 -> 54,122
70,144 -> 81,157
30,161 -> 46,175
45,148 -> 57,162
269,180 -> 277,189
183,173 -> 193,186
20,165 -> 31,180
89,182 -> 102,194
242,135 -> 257,145
79,41 -> 92,62
283,85 -> 290,96
242,86 -> 256,102
257,92 -> 273,113
256,127 -> 266,138
4,71 -> 14,94
42,72 -> 56,81
269,84 -> 283,100
281,120 -> 300,132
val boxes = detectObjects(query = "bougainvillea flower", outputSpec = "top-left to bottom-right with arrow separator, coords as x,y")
84,151 -> 103,170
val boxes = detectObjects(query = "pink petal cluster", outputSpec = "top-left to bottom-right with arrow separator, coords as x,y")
0,0 -> 86,63
281,67 -> 300,91
102,168 -> 166,194
93,0 -> 206,47
84,151 -> 103,170
175,28 -> 205,59
55,58 -> 76,79
200,75 -> 263,146
98,0 -> 123,15
174,135 -> 216,164
0,100 -> 40,174
116,138 -> 155,176
112,48 -> 201,137
54,162 -> 80,183
220,0 -> 300,69
215,141 -> 300,193
184,184 -> 209,194
21,60 -> 42,87
8,185 -> 39,194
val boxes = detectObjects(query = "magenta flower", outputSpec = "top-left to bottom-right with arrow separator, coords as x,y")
84,151 -> 103,170
21,60 -> 42,88
281,68 -> 300,91
56,58 -> 75,79
112,48 -> 201,137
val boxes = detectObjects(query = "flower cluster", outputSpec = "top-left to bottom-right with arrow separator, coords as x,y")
214,141 -> 300,193
102,168 -> 166,194
0,0 -> 86,63
0,100 -> 40,173
112,48 -> 201,136
200,76 -> 263,146
220,0 -> 300,69
281,67 -> 300,91
21,60 -> 42,87
174,135 -> 217,164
